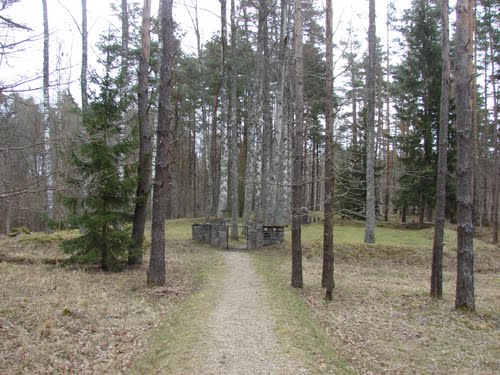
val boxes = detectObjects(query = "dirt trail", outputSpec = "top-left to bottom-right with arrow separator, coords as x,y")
189,251 -> 308,375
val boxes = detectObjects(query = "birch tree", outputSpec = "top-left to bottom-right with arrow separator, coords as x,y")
216,0 -> 229,218
81,0 -> 88,112
42,0 -> 53,223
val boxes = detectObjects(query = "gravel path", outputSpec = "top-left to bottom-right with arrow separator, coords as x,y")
191,251 -> 308,375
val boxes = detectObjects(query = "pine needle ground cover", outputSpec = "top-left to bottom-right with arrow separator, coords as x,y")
255,221 -> 499,374
0,222 -> 221,374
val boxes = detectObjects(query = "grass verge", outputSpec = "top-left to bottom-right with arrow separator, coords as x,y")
252,251 -> 354,375
128,248 -> 226,374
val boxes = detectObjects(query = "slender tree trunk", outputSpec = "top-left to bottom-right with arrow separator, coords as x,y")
454,0 -> 475,311
384,6 -> 391,223
351,52 -> 358,152
364,0 -> 376,243
217,0 -> 229,218
210,94 -> 220,217
148,0 -> 174,287
493,124 -> 499,244
270,0 -> 289,225
131,0 -> 152,264
484,1 -> 498,243
42,0 -> 53,224
322,0 -> 335,301
291,0 -> 304,288
243,1 -> 263,225
118,0 -> 130,180
259,0 -> 271,224
81,0 -> 88,112
243,106 -> 256,224
430,0 -> 450,299
230,0 -> 239,240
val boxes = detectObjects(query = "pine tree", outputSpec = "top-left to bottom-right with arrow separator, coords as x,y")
430,0 -> 450,299
455,0 -> 475,312
364,0 -> 377,243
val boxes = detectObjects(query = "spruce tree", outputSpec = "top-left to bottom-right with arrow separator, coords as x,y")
62,33 -> 136,272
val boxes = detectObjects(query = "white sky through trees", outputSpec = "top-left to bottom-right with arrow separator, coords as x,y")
0,0 -> 415,104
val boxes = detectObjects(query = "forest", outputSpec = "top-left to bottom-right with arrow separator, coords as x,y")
1,0 -> 499,297
0,0 -> 499,373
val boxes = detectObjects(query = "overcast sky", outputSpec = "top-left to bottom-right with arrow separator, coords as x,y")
0,0 -> 417,103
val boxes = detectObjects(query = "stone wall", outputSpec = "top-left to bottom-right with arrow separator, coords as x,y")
262,225 -> 285,246
192,220 -> 284,250
192,219 -> 227,248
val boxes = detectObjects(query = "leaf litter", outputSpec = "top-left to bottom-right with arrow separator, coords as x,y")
0,234 -> 212,374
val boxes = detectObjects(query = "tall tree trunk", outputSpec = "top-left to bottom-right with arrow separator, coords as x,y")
243,106 -> 256,224
430,0 -> 450,299
243,1 -> 263,225
148,0 -> 174,287
259,0 -> 271,224
230,0 -> 239,240
384,4 -> 391,223
291,0 -> 304,288
270,0 -> 289,225
217,0 -> 229,218
364,0 -> 376,243
210,94 -> 220,217
483,0 -> 498,243
118,0 -> 130,179
322,0 -> 335,301
42,0 -> 53,223
454,0 -> 475,311
131,0 -> 152,264
81,0 -> 88,112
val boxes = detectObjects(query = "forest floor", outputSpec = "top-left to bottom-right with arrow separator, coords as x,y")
0,219 -> 498,374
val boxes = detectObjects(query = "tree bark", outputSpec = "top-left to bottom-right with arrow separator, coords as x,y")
148,0 -> 174,287
271,0 -> 289,226
322,0 -> 335,301
291,0 -> 304,288
455,0 -> 475,311
483,0 -> 498,243
259,0 -> 271,224
131,0 -> 152,265
364,0 -> 376,243
230,0 -> 239,240
42,0 -> 53,223
81,0 -> 88,112
430,0 -> 450,299
217,0 -> 229,218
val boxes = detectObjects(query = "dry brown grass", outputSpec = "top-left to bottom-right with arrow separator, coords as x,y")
0,233 -> 218,375
260,240 -> 499,375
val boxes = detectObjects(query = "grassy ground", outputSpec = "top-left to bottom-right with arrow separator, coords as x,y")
253,252 -> 354,374
1,219 -> 498,374
0,221 -> 222,375
254,221 -> 499,375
